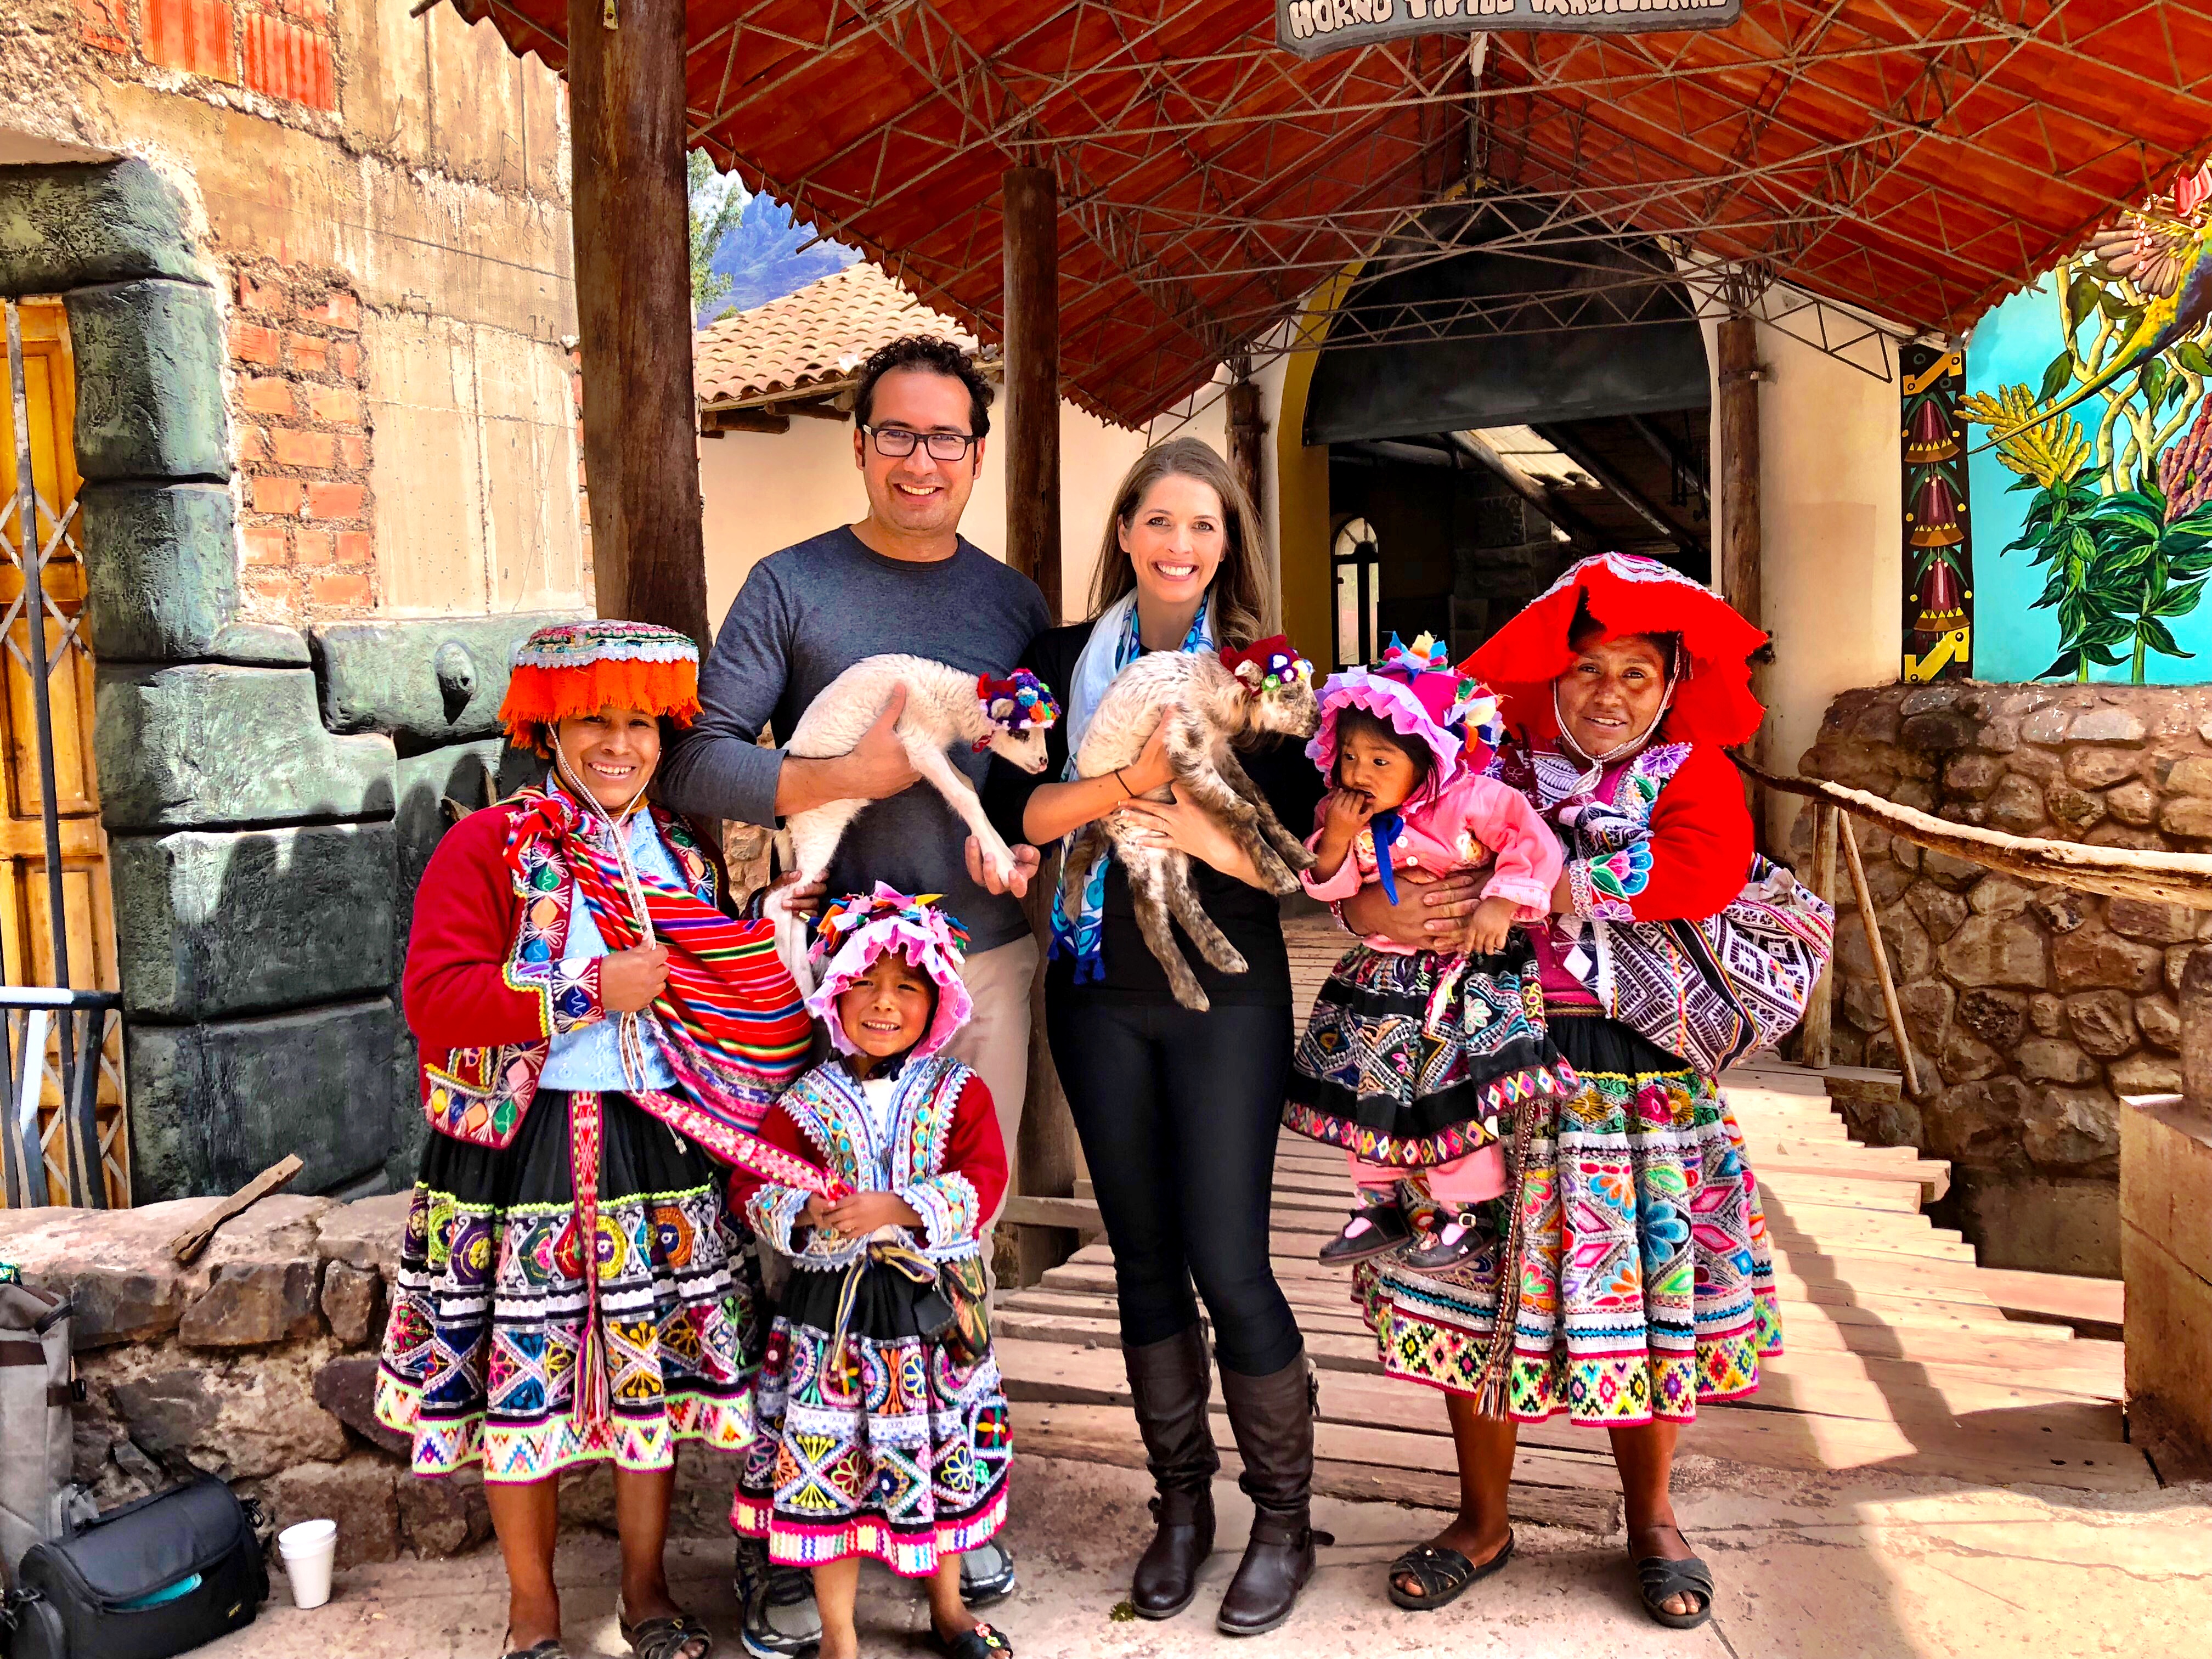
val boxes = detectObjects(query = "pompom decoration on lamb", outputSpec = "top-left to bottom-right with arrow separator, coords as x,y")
1060,636 -> 1320,1011
766,653 -> 1058,990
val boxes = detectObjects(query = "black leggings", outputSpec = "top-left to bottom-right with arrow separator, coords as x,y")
1046,996 -> 1302,1378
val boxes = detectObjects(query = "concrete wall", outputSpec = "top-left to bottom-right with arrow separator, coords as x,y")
1701,296 -> 1904,850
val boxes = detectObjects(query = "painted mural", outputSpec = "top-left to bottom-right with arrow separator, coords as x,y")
1963,161 -> 2212,684
1901,342 -> 1972,683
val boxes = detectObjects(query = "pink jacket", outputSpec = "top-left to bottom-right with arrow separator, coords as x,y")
1302,773 -> 1562,955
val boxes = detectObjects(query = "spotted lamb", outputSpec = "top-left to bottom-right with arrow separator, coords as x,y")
1059,637 -> 1321,1011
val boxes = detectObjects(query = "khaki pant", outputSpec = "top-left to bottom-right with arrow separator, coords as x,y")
944,933 -> 1037,1224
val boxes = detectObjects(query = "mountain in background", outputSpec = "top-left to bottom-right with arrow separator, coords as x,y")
699,193 -> 860,324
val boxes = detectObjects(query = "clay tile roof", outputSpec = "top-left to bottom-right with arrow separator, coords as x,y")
693,262 -> 978,408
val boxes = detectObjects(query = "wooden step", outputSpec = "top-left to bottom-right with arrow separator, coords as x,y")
994,1339 -> 2155,1494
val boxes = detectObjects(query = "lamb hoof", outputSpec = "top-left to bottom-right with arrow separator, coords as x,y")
1170,984 -> 1212,1013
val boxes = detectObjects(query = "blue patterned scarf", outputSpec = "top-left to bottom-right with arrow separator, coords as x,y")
1047,592 -> 1213,980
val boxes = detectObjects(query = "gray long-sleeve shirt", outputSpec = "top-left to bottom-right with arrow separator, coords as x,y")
658,524 -> 1052,952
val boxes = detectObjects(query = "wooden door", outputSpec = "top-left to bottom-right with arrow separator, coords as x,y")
0,298 -> 127,1206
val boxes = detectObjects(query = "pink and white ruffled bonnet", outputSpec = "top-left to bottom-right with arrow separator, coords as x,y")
1307,632 -> 1505,805
805,884 -> 974,1059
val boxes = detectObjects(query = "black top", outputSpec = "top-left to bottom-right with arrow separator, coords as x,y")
983,622 -> 1327,1008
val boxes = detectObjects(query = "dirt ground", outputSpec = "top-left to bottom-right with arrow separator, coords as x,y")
198,1449 -> 2212,1659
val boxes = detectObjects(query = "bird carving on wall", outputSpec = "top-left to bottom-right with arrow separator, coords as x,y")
1991,166 -> 2212,444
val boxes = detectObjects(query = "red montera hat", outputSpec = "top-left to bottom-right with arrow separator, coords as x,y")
500,619 -> 702,746
1463,552 -> 1767,748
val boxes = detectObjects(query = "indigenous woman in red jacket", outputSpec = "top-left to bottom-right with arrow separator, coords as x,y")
375,620 -> 825,1659
1343,556 -> 1782,1633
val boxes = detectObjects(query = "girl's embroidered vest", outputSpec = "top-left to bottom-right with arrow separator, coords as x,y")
419,803 -> 719,1149
777,1054 -> 979,1266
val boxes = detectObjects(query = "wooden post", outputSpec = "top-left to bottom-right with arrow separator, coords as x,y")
1228,363 -> 1266,527
1717,313 -> 1767,853
1797,804 -> 1840,1070
567,0 -> 710,646
1002,166 -> 1062,619
1014,864 -> 1084,1285
1838,812 -> 1927,1101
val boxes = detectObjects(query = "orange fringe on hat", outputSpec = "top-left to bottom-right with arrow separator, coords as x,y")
499,657 -> 702,747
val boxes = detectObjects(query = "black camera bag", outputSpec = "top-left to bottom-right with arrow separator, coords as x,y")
3,1477 -> 264,1659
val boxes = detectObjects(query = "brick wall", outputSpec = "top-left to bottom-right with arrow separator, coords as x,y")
84,0 -> 339,113
230,263 -> 376,619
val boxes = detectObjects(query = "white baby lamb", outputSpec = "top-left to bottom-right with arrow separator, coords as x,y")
1060,640 -> 1321,1011
768,653 -> 1055,990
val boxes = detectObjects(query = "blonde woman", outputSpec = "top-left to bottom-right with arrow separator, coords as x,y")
985,437 -> 1326,1637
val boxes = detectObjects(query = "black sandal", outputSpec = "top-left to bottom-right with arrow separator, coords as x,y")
929,1621 -> 1014,1658
620,1611 -> 714,1659
1385,1528 -> 1514,1611
1634,1552 -> 1714,1630
501,1639 -> 569,1659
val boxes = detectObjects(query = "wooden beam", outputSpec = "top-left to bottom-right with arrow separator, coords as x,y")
1002,165 -> 1062,620
1445,430 -> 1604,552
783,396 -> 850,421
1533,421 -> 1700,554
1227,363 -> 1266,531
1717,314 -> 1767,851
700,407 -> 792,435
568,0 -> 709,645
1627,413 -> 1711,506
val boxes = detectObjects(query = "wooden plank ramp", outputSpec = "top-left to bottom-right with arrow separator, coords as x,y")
999,913 -> 2155,1517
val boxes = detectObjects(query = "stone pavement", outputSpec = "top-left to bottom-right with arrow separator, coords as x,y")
201,1451 -> 2212,1659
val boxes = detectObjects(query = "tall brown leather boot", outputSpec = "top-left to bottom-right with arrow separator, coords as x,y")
1216,1351 -> 1325,1637
1124,1325 -> 1220,1619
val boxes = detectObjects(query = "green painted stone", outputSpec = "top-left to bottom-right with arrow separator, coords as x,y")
110,823 -> 398,1019
383,1034 -> 427,1193
208,623 -> 311,667
80,482 -> 236,662
127,998 -> 401,1201
312,612 -> 585,743
65,279 -> 229,482
95,664 -> 395,831
392,738 -> 535,942
0,160 -> 202,298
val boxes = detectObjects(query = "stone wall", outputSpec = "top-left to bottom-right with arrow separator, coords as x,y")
0,1194 -> 740,1568
1795,680 -> 2212,1276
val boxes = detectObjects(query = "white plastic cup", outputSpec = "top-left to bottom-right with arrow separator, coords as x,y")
276,1518 -> 337,1610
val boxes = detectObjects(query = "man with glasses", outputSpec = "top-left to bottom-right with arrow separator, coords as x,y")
659,334 -> 1048,1658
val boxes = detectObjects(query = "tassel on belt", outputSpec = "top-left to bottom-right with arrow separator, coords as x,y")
568,1088 -> 612,1431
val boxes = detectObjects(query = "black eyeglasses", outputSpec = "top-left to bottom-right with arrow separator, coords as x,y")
862,425 -> 979,461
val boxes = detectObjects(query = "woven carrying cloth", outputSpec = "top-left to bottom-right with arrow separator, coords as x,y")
1357,1014 -> 1782,1426
1462,552 -> 1767,750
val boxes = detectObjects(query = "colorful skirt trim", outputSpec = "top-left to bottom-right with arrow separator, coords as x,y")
733,1259 -> 1012,1576
375,1088 -> 763,1483
1286,940 -> 1576,1169
1361,1010 -> 1781,1425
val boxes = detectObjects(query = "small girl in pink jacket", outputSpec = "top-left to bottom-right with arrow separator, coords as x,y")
1285,635 -> 1577,1269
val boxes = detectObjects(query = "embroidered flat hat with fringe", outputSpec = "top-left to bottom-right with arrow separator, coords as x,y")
806,884 -> 974,1059
500,619 -> 703,746
1462,552 -> 1768,748
1308,631 -> 1504,805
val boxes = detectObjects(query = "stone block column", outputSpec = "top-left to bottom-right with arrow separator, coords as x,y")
2120,944 -> 2212,1470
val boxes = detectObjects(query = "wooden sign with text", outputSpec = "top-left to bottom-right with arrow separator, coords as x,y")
1279,0 -> 1742,57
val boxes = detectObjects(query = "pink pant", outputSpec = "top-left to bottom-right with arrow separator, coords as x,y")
1347,1143 -> 1506,1206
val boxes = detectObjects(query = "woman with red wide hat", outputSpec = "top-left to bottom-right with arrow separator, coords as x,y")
1339,554 -> 1783,1632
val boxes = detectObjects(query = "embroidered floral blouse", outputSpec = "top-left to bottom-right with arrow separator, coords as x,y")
539,811 -> 679,1092
1515,741 -> 1756,1003
1300,771 -> 1562,955
735,1053 -> 1008,1269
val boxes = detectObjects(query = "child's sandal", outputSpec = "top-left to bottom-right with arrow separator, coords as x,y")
1318,1198 -> 1412,1264
929,1621 -> 1014,1658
